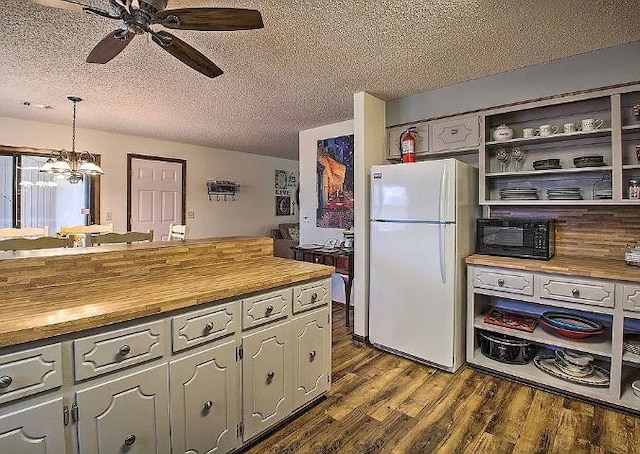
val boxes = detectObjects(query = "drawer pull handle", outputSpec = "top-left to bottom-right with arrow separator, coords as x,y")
205,322 -> 214,332
124,434 -> 136,446
311,292 -> 318,302
203,400 -> 213,410
309,350 -> 317,362
450,128 -> 458,135
266,371 -> 275,383
265,305 -> 274,316
118,345 -> 131,356
497,278 -> 505,287
0,376 -> 12,388
572,288 -> 580,297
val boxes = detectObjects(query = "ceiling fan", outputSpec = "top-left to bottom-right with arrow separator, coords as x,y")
32,0 -> 264,78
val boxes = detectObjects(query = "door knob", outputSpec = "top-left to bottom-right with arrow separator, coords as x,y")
309,350 -> 317,362
572,288 -> 580,297
311,293 -> 318,302
118,345 -> 131,356
204,322 -> 214,332
497,278 -> 505,287
203,400 -> 213,410
0,376 -> 12,388
124,434 -> 136,446
266,371 -> 275,383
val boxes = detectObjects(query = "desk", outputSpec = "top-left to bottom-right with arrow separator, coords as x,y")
292,246 -> 354,327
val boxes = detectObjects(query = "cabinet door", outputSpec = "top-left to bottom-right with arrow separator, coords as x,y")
76,363 -> 170,454
387,123 -> 429,159
170,340 -> 240,454
242,322 -> 291,441
0,397 -> 66,454
292,308 -> 330,410
429,115 -> 479,152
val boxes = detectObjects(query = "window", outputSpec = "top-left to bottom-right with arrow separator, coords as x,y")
0,147 -> 100,234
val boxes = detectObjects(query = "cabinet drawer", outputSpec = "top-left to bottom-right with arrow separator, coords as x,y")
473,268 -> 534,296
429,115 -> 479,152
293,279 -> 330,314
621,285 -> 640,312
0,343 -> 62,405
242,288 -> 291,330
172,301 -> 238,352
74,320 -> 164,381
539,276 -> 614,308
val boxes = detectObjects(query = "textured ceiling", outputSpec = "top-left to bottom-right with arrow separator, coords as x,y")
0,0 -> 639,160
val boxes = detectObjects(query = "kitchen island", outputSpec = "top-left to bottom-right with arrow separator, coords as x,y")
466,253 -> 640,414
0,237 -> 334,453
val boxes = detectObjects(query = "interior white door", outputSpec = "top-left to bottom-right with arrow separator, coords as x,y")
130,158 -> 183,241
369,221 -> 456,368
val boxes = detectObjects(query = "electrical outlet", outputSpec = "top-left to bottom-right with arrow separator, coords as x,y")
105,212 -> 112,221
187,211 -> 195,219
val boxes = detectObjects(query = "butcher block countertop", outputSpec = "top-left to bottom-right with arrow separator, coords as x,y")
466,254 -> 640,283
0,237 -> 333,349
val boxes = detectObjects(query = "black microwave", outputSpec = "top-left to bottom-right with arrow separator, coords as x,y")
476,219 -> 555,260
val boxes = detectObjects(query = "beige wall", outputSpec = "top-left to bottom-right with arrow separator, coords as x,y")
0,116 -> 298,238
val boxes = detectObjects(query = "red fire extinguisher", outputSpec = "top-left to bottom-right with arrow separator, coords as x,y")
399,127 -> 418,163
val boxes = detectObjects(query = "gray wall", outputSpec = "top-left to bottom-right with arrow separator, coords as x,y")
386,41 -> 640,127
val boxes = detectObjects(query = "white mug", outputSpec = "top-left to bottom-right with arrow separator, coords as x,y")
522,128 -> 535,139
579,118 -> 604,131
537,124 -> 559,136
563,123 -> 579,134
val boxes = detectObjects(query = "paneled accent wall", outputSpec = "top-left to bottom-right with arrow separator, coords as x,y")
0,237 -> 273,292
490,206 -> 640,260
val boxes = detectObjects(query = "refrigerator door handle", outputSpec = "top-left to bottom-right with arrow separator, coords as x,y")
439,223 -> 446,284
439,165 -> 447,222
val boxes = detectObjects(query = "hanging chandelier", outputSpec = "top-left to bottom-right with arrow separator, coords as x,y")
39,96 -> 104,184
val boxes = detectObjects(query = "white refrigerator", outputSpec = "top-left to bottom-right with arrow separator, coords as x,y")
369,159 -> 478,372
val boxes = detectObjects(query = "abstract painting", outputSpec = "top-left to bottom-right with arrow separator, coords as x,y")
316,134 -> 354,228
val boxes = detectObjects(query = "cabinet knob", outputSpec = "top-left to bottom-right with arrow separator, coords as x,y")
118,345 -> 131,356
572,288 -> 580,297
309,350 -> 317,362
450,128 -> 458,135
265,305 -> 274,316
314,257 -> 320,263
124,434 -> 136,446
311,293 -> 318,302
204,322 -> 214,332
266,371 -> 275,383
203,400 -> 213,410
497,278 -> 505,287
0,376 -> 12,388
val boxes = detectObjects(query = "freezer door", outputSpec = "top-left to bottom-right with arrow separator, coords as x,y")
370,160 -> 455,222
369,221 -> 456,368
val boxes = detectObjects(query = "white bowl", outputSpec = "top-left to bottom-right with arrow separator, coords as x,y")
632,380 -> 640,398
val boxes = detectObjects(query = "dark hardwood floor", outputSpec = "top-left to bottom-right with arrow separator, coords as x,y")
246,303 -> 640,453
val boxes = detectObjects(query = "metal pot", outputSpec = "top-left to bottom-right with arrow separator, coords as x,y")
478,330 -> 536,364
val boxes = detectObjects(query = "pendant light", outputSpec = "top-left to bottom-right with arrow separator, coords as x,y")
39,96 -> 104,183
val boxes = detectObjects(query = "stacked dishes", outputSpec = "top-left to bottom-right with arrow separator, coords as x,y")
546,187 -> 582,200
534,349 -> 610,387
499,188 -> 539,200
533,159 -> 561,170
539,311 -> 605,339
594,189 -> 613,200
574,155 -> 605,167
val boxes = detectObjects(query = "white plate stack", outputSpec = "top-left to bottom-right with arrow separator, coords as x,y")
546,187 -> 582,200
499,188 -> 539,200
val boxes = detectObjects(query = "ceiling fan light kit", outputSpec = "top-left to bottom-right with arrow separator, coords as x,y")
34,0 -> 264,78
39,96 -> 104,184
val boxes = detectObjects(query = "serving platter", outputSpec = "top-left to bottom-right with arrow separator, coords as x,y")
541,312 -> 605,332
533,356 -> 610,387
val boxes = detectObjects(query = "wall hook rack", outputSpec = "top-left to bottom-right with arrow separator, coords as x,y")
207,180 -> 240,202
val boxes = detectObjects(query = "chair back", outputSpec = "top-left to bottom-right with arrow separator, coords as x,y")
59,224 -> 113,235
0,236 -> 74,251
168,224 -> 187,241
87,230 -> 154,246
0,227 -> 49,239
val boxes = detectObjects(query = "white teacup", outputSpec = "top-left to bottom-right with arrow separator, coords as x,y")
536,124 -> 559,136
579,118 -> 604,131
522,128 -> 536,139
563,123 -> 578,134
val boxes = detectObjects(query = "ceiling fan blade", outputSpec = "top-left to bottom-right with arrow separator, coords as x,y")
152,31 -> 223,78
154,8 -> 264,31
86,30 -> 135,64
31,0 -> 87,13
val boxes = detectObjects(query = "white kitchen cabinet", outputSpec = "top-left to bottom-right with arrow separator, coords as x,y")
242,322 -> 292,440
75,363 -> 170,454
292,308 -> 330,409
0,398 -> 66,453
169,340 -> 240,454
386,122 -> 429,160
429,115 -> 480,153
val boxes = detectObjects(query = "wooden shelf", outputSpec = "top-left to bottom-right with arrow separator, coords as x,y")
486,166 -> 612,178
622,124 -> 640,132
470,349 -> 612,403
485,128 -> 612,147
623,164 -> 640,170
619,385 -> 640,410
474,315 -> 612,357
481,200 -> 617,206
623,350 -> 640,366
